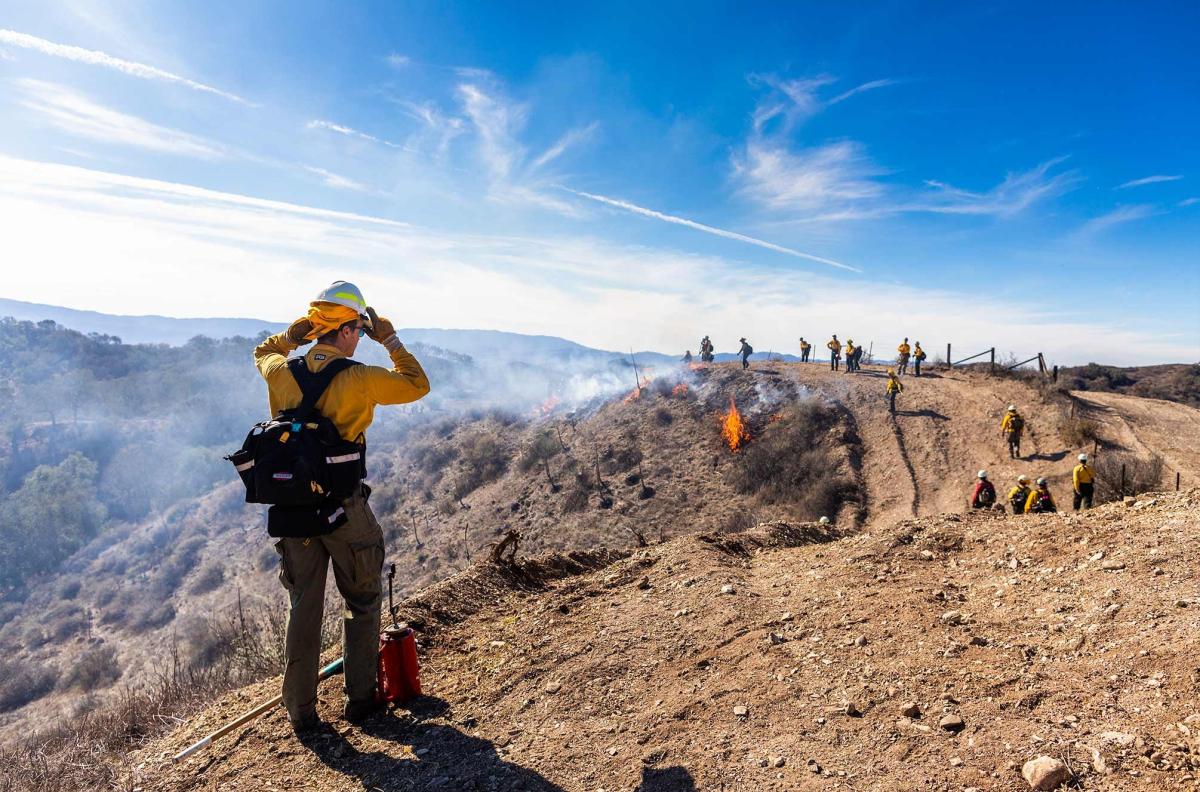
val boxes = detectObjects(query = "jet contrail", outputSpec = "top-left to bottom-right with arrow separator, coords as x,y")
0,29 -> 250,105
566,188 -> 860,272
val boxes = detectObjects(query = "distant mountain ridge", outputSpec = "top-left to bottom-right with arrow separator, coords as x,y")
0,297 -> 798,367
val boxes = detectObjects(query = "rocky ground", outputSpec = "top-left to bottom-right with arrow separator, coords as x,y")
132,489 -> 1200,792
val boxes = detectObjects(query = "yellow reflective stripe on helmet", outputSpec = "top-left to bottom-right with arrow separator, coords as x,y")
333,291 -> 365,308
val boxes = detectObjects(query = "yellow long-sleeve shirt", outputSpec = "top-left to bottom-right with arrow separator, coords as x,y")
1001,412 -> 1024,434
827,339 -> 841,353
886,377 -> 903,394
1073,463 -> 1094,491
254,333 -> 430,441
1025,489 -> 1056,513
897,343 -> 911,356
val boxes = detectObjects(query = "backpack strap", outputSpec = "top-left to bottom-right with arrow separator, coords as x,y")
286,357 -> 361,423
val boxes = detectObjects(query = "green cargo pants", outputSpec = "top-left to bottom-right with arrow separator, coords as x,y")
274,492 -> 384,724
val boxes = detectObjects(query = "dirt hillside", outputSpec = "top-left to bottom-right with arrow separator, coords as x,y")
3,359 -> 1198,767
132,488 -> 1200,791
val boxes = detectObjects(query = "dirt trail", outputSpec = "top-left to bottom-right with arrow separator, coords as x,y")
133,491 -> 1200,792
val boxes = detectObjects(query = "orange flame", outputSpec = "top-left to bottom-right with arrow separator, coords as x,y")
672,383 -> 688,397
721,397 -> 750,452
624,377 -> 654,403
534,394 -> 560,416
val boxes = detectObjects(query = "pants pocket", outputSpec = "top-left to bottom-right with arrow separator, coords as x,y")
274,539 -> 297,592
349,539 -> 385,594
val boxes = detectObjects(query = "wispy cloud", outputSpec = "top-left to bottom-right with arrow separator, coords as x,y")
385,53 -> 410,68
531,122 -> 599,170
1076,204 -> 1155,236
1180,197 -> 1199,207
454,80 -> 591,215
566,188 -> 860,272
300,165 -> 372,193
0,28 -> 249,105
917,157 -> 1078,216
306,119 -> 410,150
16,79 -> 225,159
828,78 -> 900,105
733,139 -> 884,214
1118,174 -> 1183,189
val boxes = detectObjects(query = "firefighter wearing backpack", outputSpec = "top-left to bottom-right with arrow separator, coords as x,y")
799,337 -> 811,362
1008,475 -> 1033,515
970,470 -> 996,509
254,281 -> 430,732
1025,477 -> 1057,513
739,337 -> 753,370
896,338 -> 911,375
1073,453 -> 1095,511
885,369 -> 902,413
1000,405 -> 1025,459
912,342 -> 927,377
844,339 -> 857,372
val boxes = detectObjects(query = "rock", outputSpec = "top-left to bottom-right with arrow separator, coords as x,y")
721,584 -> 736,595
900,702 -> 922,718
780,612 -> 794,622
1123,496 -> 1136,507
854,635 -> 868,647
1099,731 -> 1136,747
919,550 -> 935,560
807,759 -> 822,773
969,635 -> 988,646
938,714 -> 965,733
544,681 -> 562,694
771,756 -> 786,768
1021,755 -> 1070,790
844,700 -> 864,717
949,756 -> 964,767
940,610 -> 963,625
1101,559 -> 1126,571
733,705 -> 749,718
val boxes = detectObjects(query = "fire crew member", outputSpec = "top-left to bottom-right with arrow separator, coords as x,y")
1073,453 -> 1095,510
885,368 -> 903,413
970,470 -> 996,509
828,335 -> 842,371
255,281 -> 430,731
1008,475 -> 1033,515
897,338 -> 911,375
799,337 -> 811,363
1025,477 -> 1057,513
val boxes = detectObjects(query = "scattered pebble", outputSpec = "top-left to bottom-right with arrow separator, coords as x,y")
1022,755 -> 1070,790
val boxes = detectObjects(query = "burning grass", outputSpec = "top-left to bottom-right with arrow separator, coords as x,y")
721,398 -> 750,452
726,400 -> 857,521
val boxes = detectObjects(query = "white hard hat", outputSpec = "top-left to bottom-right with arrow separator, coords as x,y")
1007,404 -> 1016,412
819,516 -> 831,525
1078,453 -> 1088,462
1017,474 -> 1029,483
977,470 -> 987,479
313,281 -> 367,314
1036,477 -> 1047,486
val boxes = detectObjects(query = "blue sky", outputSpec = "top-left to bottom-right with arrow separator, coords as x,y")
0,1 -> 1197,364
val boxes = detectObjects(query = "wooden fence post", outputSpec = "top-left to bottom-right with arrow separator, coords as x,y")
1178,472 -> 1182,491
946,343 -> 952,369
990,347 -> 995,372
1120,463 -> 1126,498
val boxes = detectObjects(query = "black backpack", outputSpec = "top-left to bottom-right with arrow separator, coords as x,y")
1008,414 -> 1025,433
977,481 -> 995,506
227,357 -> 366,510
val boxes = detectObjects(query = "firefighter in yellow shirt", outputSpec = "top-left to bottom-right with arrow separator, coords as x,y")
254,281 -> 430,731
885,369 -> 903,414
799,337 -> 812,363
1000,405 -> 1026,459
1008,475 -> 1032,515
896,338 -> 912,375
1073,453 -> 1095,510
827,335 -> 842,371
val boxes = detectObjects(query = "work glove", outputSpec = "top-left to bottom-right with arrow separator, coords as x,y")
286,317 -> 315,345
364,307 -> 401,351
364,307 -> 396,342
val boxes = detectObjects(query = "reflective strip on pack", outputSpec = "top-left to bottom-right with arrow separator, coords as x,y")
326,507 -> 345,524
234,459 -> 254,472
326,453 -> 361,464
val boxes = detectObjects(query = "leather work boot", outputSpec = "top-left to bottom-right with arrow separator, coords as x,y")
343,698 -> 384,724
